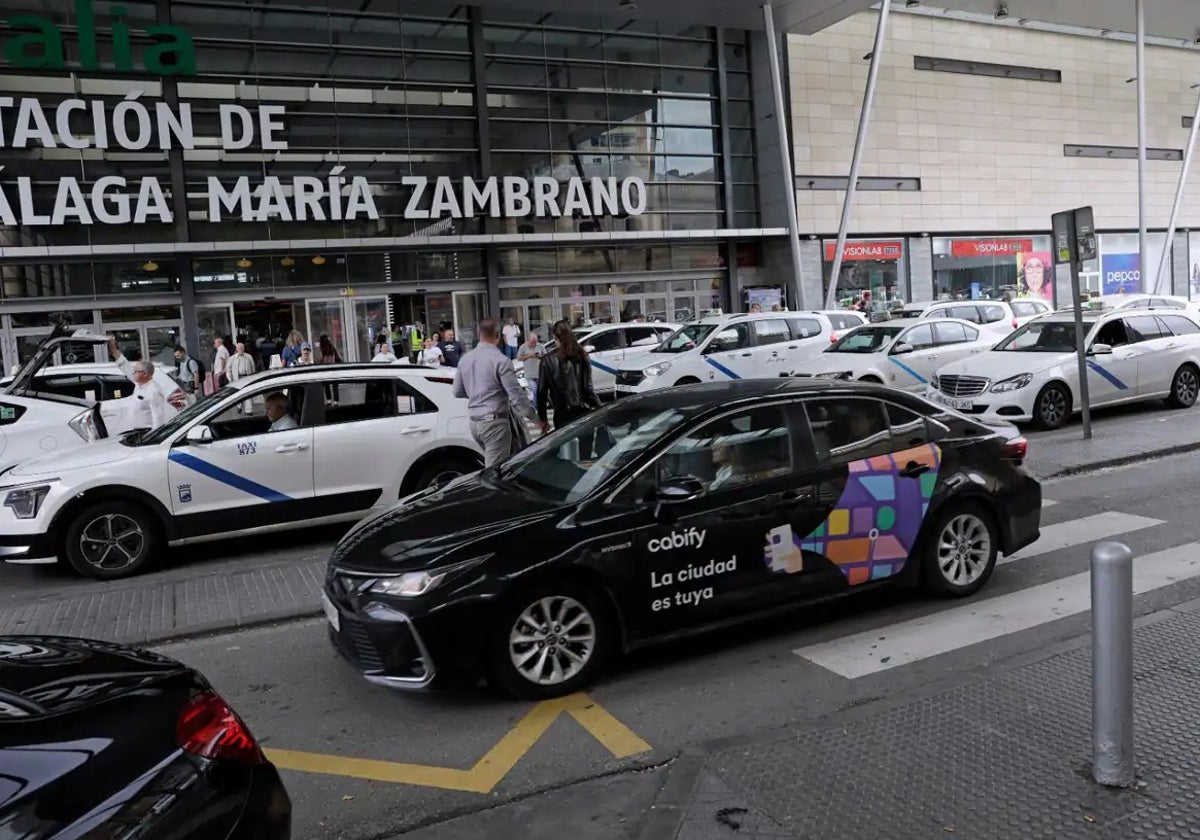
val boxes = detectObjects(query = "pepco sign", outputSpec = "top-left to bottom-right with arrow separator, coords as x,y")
824,240 -> 904,261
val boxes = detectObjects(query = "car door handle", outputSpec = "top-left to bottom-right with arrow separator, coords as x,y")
275,443 -> 308,453
899,461 -> 930,479
400,426 -> 432,434
781,488 -> 813,502
740,352 -> 753,357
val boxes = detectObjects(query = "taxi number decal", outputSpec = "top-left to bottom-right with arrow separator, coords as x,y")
237,442 -> 257,456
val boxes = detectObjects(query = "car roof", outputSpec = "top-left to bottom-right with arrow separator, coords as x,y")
607,378 -> 920,413
695,312 -> 833,326
228,363 -> 451,388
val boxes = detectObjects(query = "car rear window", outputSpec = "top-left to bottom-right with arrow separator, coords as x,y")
1010,301 -> 1043,317
827,314 -> 862,331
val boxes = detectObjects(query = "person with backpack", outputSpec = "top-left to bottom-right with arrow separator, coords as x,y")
537,320 -> 600,451
173,345 -> 203,395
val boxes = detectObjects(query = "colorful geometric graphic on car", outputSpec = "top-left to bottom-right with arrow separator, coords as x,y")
791,444 -> 941,586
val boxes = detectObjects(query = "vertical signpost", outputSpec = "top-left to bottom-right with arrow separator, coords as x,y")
1052,207 -> 1097,440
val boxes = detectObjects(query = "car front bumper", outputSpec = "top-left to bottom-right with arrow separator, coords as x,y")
925,385 -> 1039,425
322,573 -> 487,691
0,531 -> 58,564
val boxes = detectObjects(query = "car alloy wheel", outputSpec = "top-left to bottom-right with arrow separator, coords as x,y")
79,513 -> 146,573
935,513 -> 992,588
1171,366 -> 1199,408
1036,385 -> 1068,429
508,596 -> 596,687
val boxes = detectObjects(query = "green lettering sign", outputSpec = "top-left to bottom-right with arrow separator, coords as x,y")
3,0 -> 196,76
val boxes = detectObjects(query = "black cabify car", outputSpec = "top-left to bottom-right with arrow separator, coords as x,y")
0,636 -> 291,838
323,380 -> 1040,699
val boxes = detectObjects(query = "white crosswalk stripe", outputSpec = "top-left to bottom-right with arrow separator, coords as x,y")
1000,512 -> 1163,566
793,508 -> 1189,679
1042,499 -> 1059,508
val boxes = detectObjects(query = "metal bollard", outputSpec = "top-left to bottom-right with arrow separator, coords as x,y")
1091,541 -> 1135,787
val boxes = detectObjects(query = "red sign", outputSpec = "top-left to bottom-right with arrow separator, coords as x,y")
950,238 -> 1033,257
824,240 -> 904,262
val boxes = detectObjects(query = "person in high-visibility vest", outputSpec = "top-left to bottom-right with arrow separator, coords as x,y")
408,325 -> 423,364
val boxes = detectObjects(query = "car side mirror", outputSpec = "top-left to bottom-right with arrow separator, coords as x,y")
583,345 -> 596,353
1088,343 -> 1113,356
651,476 -> 704,522
891,342 -> 915,355
186,425 -> 214,444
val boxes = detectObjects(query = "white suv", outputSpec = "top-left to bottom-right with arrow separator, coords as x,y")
522,321 -> 681,398
614,311 -> 862,394
915,299 -> 1051,334
0,363 -> 492,579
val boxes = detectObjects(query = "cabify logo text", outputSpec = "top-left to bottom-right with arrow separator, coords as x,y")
3,0 -> 196,76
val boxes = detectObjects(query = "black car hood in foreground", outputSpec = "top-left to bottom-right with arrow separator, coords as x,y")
0,636 -> 188,720
332,473 -> 561,574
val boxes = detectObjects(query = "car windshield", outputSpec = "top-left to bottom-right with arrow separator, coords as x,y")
994,320 -> 1078,352
495,406 -> 689,503
653,323 -> 717,354
826,326 -> 903,353
135,386 -> 239,445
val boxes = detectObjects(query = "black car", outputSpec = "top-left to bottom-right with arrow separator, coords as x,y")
323,380 -> 1041,699
0,636 -> 291,838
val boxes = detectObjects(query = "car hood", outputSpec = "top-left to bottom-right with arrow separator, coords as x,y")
0,636 -> 188,723
936,349 -> 1073,379
2,437 -> 137,481
330,473 -> 561,574
790,352 -> 877,376
620,349 -> 665,372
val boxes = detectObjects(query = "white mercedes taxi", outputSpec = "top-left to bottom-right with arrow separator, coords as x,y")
789,318 -> 996,390
926,307 -> 1200,429
0,363 -> 490,580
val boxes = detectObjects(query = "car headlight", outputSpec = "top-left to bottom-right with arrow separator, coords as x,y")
3,482 -> 56,519
367,556 -> 487,598
991,373 -> 1034,393
643,361 -> 672,378
68,409 -> 100,442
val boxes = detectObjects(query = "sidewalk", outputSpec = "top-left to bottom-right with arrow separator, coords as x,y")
0,557 -> 324,644
646,603 -> 1200,840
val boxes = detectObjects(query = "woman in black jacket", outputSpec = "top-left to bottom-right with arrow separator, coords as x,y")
537,320 -> 601,438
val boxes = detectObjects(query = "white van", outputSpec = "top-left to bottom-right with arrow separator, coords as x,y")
614,311 -> 852,395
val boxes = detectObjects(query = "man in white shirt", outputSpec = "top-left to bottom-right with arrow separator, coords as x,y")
501,318 -> 521,360
108,337 -> 177,431
213,337 -> 231,386
228,343 -> 257,413
264,392 -> 299,432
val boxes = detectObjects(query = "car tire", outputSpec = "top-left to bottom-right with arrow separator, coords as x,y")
63,501 -> 159,580
859,375 -> 883,384
1032,382 -> 1071,430
674,376 -> 702,386
919,501 -> 999,598
1166,364 -> 1200,409
409,456 -> 481,494
488,582 -> 611,700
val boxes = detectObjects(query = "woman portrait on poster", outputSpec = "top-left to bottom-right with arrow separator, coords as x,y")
1018,253 -> 1054,303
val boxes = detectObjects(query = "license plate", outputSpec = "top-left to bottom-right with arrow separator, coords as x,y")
942,395 -> 974,410
321,592 -> 340,632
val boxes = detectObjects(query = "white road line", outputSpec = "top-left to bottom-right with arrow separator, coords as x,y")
794,541 -> 1200,679
1042,499 -> 1058,508
1001,512 -> 1163,566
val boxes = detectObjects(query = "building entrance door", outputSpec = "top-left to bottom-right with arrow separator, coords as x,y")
452,291 -> 487,350
102,321 -> 183,368
303,296 -> 389,362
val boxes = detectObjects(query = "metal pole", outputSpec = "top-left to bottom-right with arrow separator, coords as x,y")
1091,541 -> 1135,788
761,2 -> 807,310
825,0 -> 892,310
1155,86 -> 1200,294
1136,0 -> 1149,294
1070,256 -> 1093,439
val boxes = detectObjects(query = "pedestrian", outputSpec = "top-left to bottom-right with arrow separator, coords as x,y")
408,324 -> 424,364
212,336 -> 230,387
258,332 -> 279,369
502,317 -> 522,360
439,328 -> 463,368
228,342 -> 257,381
281,329 -> 304,366
173,345 -> 202,396
516,332 -> 546,408
420,337 -> 444,366
537,320 -> 600,445
317,335 -> 341,364
372,336 -> 397,362
296,343 -> 315,365
108,336 -> 178,430
452,318 -> 546,468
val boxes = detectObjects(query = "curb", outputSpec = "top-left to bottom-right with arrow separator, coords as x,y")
1031,437 -> 1200,480
141,606 -> 322,648
636,751 -> 709,840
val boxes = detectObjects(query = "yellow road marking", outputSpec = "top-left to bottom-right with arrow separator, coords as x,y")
263,692 -> 650,794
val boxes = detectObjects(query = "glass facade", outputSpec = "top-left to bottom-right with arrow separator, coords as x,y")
932,235 -> 1055,304
821,238 -> 909,313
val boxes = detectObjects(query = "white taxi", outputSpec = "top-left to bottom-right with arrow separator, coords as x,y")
926,308 -> 1200,429
912,299 -> 1052,334
614,311 -> 864,394
528,321 -> 680,398
789,318 -> 996,390
0,364 -> 489,580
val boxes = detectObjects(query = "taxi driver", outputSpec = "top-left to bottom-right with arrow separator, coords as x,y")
265,392 -> 298,432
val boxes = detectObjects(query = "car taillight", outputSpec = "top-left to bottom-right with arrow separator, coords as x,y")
177,690 -> 265,765
829,333 -> 838,343
1002,436 -> 1027,460
1012,319 -> 1018,329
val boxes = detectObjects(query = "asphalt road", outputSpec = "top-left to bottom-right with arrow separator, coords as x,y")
151,451 -> 1200,839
